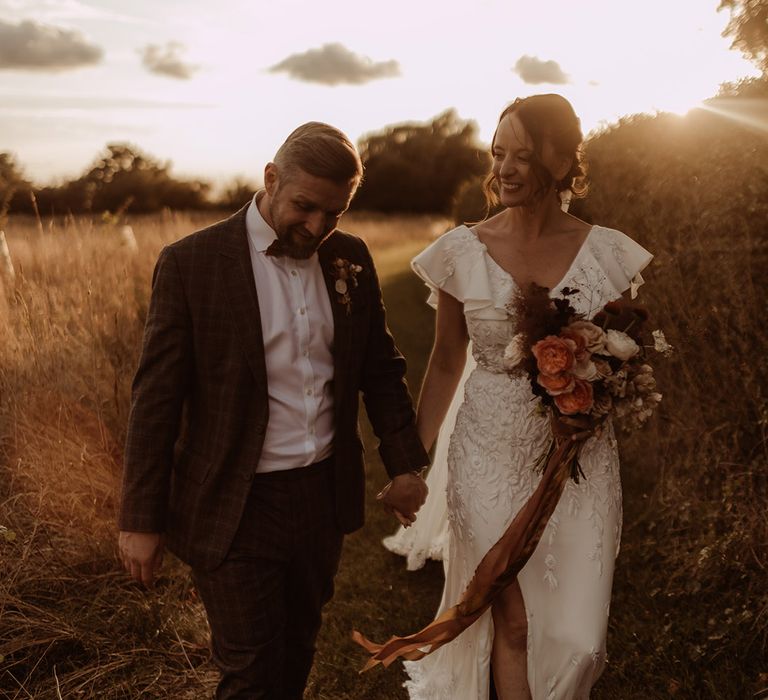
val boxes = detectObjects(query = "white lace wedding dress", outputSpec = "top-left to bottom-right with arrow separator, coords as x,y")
384,224 -> 652,700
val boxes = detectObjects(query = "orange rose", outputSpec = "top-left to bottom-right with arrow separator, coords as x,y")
537,372 -> 575,396
531,336 -> 576,376
554,379 -> 594,415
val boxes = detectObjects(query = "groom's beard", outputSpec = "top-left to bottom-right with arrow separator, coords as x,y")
269,204 -> 329,259
274,224 -> 328,259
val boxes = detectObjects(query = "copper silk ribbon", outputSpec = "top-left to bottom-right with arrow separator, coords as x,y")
352,415 -> 595,672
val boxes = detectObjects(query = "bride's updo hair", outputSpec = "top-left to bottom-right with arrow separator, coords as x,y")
484,94 -> 588,208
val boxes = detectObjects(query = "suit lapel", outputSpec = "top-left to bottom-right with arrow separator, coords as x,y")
218,204 -> 268,388
318,235 -> 354,411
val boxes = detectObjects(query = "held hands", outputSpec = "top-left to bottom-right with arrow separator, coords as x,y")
377,470 -> 428,527
118,531 -> 165,589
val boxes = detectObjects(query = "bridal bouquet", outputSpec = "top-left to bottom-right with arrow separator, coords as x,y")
503,285 -> 671,481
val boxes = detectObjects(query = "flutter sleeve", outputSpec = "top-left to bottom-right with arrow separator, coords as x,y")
594,228 -> 654,299
411,226 -> 504,317
411,227 -> 464,309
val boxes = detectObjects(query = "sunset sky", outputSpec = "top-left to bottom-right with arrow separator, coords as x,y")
0,0 -> 759,187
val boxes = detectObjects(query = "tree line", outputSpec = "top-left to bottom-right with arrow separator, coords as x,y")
0,109 -> 489,220
2,70 -> 766,223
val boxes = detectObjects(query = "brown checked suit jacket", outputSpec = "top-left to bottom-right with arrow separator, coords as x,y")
118,204 -> 429,571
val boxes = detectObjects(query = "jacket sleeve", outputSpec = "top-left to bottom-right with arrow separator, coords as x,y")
118,246 -> 194,532
357,241 -> 430,479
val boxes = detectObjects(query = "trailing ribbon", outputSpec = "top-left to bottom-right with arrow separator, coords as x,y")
352,413 -> 597,672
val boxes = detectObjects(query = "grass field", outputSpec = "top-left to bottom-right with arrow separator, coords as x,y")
0,200 -> 765,699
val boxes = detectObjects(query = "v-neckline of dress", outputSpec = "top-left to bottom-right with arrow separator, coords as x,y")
463,224 -> 597,297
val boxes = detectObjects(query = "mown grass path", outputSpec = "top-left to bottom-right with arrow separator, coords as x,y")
308,241 -> 443,700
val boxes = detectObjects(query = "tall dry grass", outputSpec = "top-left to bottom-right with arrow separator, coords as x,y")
572,109 -> 768,697
0,212 -> 215,698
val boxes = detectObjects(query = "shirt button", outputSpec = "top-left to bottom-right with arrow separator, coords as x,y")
299,308 -> 306,315
303,350 -> 309,357
306,388 -> 313,396
291,270 -> 298,277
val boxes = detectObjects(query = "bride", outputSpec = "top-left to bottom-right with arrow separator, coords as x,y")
382,94 -> 653,699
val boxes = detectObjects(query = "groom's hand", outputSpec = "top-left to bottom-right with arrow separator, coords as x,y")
119,531 -> 165,589
378,472 -> 428,526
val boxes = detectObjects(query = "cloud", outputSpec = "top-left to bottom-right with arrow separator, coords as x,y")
269,43 -> 400,85
140,42 -> 199,80
513,55 -> 569,85
0,18 -> 102,71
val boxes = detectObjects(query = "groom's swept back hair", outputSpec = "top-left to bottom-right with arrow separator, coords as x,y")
274,122 -> 363,184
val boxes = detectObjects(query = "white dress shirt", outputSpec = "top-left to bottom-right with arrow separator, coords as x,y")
245,192 -> 335,472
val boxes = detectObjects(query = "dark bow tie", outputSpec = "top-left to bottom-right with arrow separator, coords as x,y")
265,239 -> 287,257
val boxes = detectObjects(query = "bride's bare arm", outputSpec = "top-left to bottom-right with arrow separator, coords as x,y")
416,289 -> 469,452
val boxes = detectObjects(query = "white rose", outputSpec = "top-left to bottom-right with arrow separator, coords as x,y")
604,329 -> 640,361
502,333 -> 526,370
572,358 -> 598,381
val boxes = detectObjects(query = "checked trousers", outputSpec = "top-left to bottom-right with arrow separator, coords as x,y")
192,457 -> 343,700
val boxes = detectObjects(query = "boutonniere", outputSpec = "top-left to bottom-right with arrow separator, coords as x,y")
331,257 -> 363,315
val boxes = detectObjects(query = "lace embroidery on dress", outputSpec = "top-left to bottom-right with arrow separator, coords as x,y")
440,229 -> 477,276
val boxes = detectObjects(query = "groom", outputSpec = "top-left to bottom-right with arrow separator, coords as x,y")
118,122 -> 429,699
